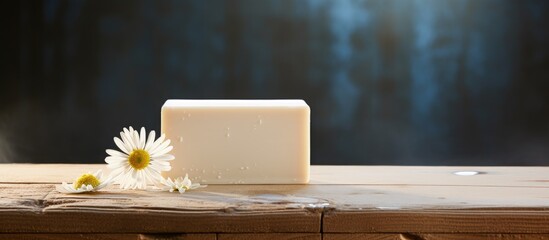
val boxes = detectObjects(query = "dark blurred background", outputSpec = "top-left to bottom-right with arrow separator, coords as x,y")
1,0 -> 549,165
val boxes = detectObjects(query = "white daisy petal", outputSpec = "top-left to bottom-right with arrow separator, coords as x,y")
121,130 -> 136,151
105,156 -> 126,164
131,169 -> 138,180
125,128 -> 138,150
142,171 -> 156,186
107,160 -> 128,169
113,137 -> 130,154
150,140 -> 171,156
132,131 -> 140,151
153,154 -> 175,161
148,164 -> 162,172
145,168 -> 162,180
151,160 -> 171,166
106,149 -> 128,157
94,170 -> 103,180
138,171 -> 144,182
147,134 -> 166,154
150,163 -> 171,171
109,166 -> 126,178
151,145 -> 173,158
121,173 -> 132,189
139,127 -> 146,149
62,182 -> 74,192
126,127 -> 134,139
120,168 -> 133,187
144,130 -> 156,151
96,178 -> 113,190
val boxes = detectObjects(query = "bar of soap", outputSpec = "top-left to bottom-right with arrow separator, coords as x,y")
161,99 -> 310,184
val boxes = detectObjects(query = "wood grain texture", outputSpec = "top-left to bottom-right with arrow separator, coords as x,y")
323,210 -> 549,233
0,210 -> 318,233
1,164 -> 549,234
324,234 -> 549,240
218,233 -> 320,240
0,234 -> 215,240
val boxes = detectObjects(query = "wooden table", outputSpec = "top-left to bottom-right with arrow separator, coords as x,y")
1,164 -> 549,239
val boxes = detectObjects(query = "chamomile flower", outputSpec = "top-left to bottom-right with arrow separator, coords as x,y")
161,174 -> 206,193
56,170 -> 112,194
105,127 -> 175,190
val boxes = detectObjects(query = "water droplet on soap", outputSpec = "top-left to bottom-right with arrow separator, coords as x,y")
187,113 -> 191,117
202,169 -> 206,173
226,133 -> 230,138
217,175 -> 222,179
226,127 -> 230,131
240,167 -> 245,170
258,119 -> 263,125
245,166 -> 250,170
181,117 -> 185,121
178,137 -> 183,142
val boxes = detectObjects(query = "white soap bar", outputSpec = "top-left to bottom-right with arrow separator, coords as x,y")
161,99 -> 310,184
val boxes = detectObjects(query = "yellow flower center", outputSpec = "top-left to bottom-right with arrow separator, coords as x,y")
128,149 -> 150,170
74,174 -> 100,189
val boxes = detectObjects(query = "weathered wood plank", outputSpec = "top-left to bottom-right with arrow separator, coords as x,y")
0,184 -> 51,210
324,234 -> 414,240
3,183 -> 548,214
0,234 -> 215,240
7,234 -> 549,240
324,233 -> 549,240
311,166 -> 549,187
323,234 -> 399,240
140,235 -> 215,240
1,181 -> 324,233
3,182 -> 549,233
2,164 -> 549,234
218,233 -> 320,240
0,210 -> 319,233
3,164 -> 549,188
323,210 -> 549,233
